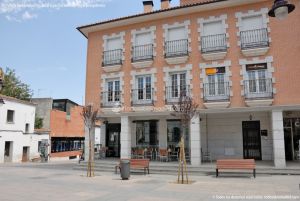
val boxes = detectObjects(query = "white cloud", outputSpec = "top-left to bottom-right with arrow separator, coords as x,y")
0,0 -> 110,22
22,11 -> 37,20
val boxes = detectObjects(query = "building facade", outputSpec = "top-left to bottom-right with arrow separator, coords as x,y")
0,95 -> 49,163
32,98 -> 85,160
78,0 -> 300,167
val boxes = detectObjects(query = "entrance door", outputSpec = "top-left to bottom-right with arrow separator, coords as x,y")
242,121 -> 262,160
4,141 -> 13,163
22,147 -> 29,162
106,124 -> 121,157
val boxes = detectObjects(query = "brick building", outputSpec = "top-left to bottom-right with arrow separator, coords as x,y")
32,98 -> 85,160
77,0 -> 300,167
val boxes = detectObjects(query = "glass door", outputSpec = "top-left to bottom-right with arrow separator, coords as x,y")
106,124 -> 121,157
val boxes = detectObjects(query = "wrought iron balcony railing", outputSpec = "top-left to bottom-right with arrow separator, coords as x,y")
102,49 -> 123,66
240,28 -> 269,50
165,85 -> 190,103
201,33 -> 227,53
101,91 -> 121,107
244,79 -> 273,99
132,44 -> 154,62
165,39 -> 189,58
203,82 -> 230,102
131,88 -> 154,105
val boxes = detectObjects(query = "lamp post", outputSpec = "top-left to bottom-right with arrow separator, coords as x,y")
0,67 -> 4,106
268,0 -> 295,20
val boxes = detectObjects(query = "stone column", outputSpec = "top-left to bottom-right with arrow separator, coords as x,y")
159,118 -> 168,148
190,114 -> 201,166
120,116 -> 131,159
271,110 -> 286,168
100,124 -> 106,147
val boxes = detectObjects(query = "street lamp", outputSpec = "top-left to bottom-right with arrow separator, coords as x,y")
268,0 -> 295,20
0,67 -> 5,106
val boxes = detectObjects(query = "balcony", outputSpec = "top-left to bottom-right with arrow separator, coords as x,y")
102,49 -> 122,72
131,88 -> 154,106
244,79 -> 273,107
164,39 -> 189,65
165,85 -> 190,104
101,91 -> 121,108
203,82 -> 230,109
131,44 -> 154,68
240,28 -> 269,57
201,33 -> 227,61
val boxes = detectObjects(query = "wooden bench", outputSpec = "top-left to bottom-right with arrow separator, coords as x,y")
216,159 -> 256,178
115,159 -> 150,174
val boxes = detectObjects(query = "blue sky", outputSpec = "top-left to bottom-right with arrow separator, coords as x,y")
0,0 -> 180,105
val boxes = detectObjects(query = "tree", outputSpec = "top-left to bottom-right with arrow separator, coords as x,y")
81,105 -> 98,177
34,116 -> 44,129
0,68 -> 33,100
172,93 -> 199,184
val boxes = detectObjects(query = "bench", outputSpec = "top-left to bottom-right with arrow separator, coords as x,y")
115,159 -> 150,175
216,159 -> 256,178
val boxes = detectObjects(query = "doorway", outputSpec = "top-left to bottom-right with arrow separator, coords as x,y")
284,118 -> 300,161
22,147 -> 30,162
106,124 -> 121,157
242,121 -> 262,160
4,141 -> 13,163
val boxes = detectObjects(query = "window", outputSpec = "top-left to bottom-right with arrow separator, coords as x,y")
6,110 -> 14,123
201,20 -> 226,53
206,67 -> 226,96
165,26 -> 188,57
103,36 -> 122,66
25,123 -> 30,133
132,32 -> 153,61
107,80 -> 120,102
136,75 -> 152,100
167,120 -> 181,147
170,73 -> 186,98
51,138 -> 84,153
136,121 -> 158,146
244,63 -> 272,99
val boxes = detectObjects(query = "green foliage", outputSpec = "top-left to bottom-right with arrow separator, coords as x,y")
0,68 -> 33,100
35,116 -> 43,129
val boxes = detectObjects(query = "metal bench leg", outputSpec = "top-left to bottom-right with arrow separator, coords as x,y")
253,169 -> 256,178
216,169 -> 218,177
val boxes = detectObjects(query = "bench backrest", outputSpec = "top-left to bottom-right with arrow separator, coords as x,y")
130,159 -> 150,167
217,159 -> 255,168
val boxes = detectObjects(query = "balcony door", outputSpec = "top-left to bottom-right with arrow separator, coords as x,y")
170,73 -> 186,98
107,80 -> 120,103
207,73 -> 225,96
202,20 -> 226,53
136,76 -> 152,102
133,32 -> 152,61
166,26 -> 187,57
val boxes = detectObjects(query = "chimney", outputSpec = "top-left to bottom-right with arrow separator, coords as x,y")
143,1 -> 154,13
161,0 -> 171,10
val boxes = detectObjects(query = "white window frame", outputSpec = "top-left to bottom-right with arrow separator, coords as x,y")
106,79 -> 121,103
135,75 -> 152,101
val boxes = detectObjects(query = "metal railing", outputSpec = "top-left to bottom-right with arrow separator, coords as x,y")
240,28 -> 269,50
132,44 -> 154,62
101,91 -> 121,107
165,39 -> 189,58
203,82 -> 230,102
201,33 -> 227,53
131,88 -> 154,105
165,85 -> 190,103
102,49 -> 123,66
244,79 -> 273,99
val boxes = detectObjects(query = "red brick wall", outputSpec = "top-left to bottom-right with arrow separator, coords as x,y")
50,106 -> 85,137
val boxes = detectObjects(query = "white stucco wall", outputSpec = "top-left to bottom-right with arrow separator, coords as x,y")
200,112 -> 273,161
0,98 -> 49,163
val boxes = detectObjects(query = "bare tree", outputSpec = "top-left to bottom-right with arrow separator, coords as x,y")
172,93 -> 199,184
81,105 -> 98,177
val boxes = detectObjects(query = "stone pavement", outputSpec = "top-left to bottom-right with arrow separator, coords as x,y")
0,162 -> 299,201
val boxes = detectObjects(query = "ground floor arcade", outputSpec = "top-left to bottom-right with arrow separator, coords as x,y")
88,109 -> 300,168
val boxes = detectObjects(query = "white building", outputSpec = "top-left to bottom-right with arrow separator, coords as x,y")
0,95 -> 49,163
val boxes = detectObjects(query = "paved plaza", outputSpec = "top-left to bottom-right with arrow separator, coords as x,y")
0,162 -> 299,201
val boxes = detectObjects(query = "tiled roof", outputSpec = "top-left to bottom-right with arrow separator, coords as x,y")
77,0 -> 227,33
0,94 -> 36,106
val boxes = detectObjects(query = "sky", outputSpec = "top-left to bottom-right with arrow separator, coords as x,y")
0,0 -> 180,105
